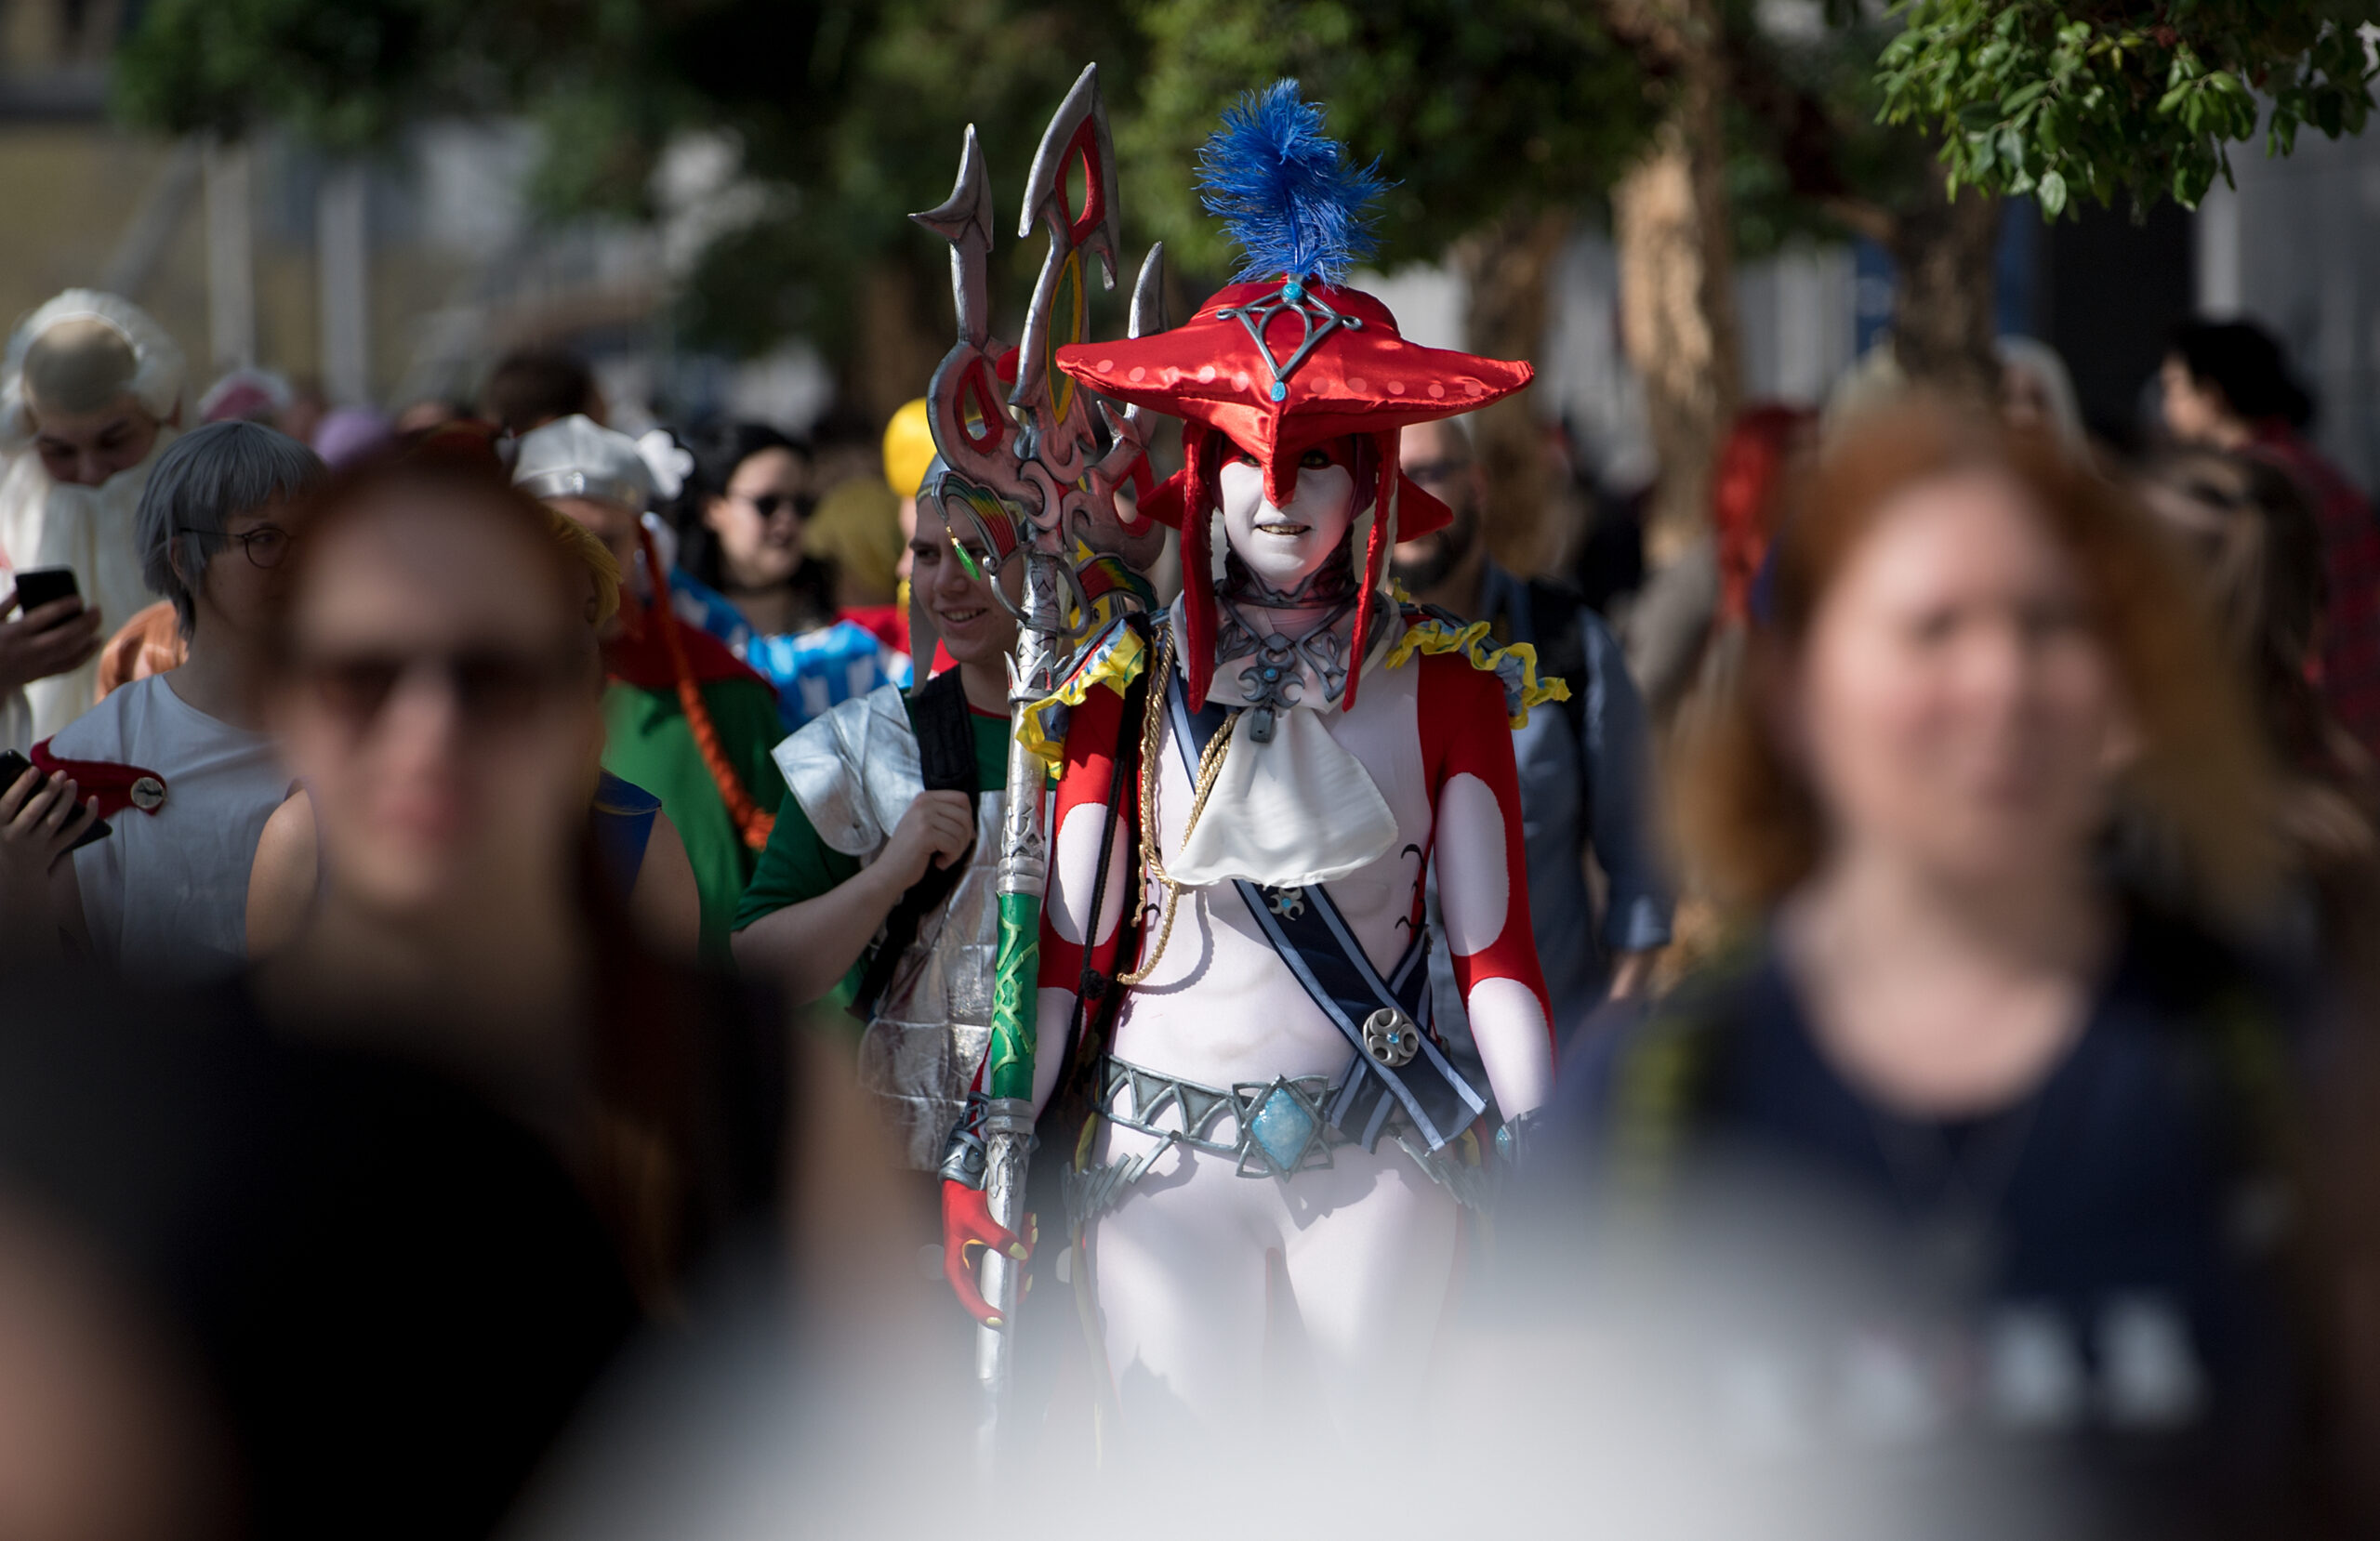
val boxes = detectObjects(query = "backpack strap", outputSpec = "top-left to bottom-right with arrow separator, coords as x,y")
851,667 -> 982,1017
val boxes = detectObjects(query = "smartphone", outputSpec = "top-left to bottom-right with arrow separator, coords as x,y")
0,750 -> 112,851
9,566 -> 80,618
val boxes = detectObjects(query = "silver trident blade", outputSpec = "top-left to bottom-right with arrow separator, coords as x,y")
1082,239 -> 1168,510
912,63 -> 1157,637
1008,62 -> 1120,494
1129,240 -> 1169,339
910,125 -> 996,352
1017,62 -> 1121,263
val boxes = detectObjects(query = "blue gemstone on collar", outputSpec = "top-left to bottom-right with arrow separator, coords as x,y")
1270,380 -> 1288,402
1282,279 -> 1306,302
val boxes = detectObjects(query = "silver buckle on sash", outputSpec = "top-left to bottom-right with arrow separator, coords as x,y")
1362,1007 -> 1421,1068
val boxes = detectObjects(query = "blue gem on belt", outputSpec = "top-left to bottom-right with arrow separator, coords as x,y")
1249,1084 -> 1318,1172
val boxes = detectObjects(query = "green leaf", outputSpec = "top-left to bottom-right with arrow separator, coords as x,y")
2037,168 -> 2067,216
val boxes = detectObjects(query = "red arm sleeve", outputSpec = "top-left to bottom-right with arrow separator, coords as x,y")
1037,679 -> 1137,1000
1417,653 -> 1556,1113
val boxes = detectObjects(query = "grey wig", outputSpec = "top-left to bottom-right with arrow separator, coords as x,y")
137,420 -> 324,637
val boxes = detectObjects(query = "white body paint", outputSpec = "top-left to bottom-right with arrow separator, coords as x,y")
1040,650 -> 1545,1430
1218,458 -> 1355,591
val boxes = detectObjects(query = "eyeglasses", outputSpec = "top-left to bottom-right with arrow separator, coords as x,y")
731,491 -> 816,521
180,523 -> 295,570
291,644 -> 590,735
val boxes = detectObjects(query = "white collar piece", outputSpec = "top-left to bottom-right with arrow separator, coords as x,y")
1164,593 -> 1402,890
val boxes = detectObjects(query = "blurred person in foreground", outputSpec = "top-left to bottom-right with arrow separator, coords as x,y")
0,1191 -> 230,1541
731,482 -> 1019,1194
0,290 -> 188,749
1543,401 -> 2318,1534
1393,415 -> 1672,1033
0,454 -> 775,1536
0,958 -> 641,1541
244,467 -> 702,964
669,422 -> 906,733
2162,318 -> 2380,761
2,423 -> 323,981
515,415 -> 788,961
246,453 -> 783,1300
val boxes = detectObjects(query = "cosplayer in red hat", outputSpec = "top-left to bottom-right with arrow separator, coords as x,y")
938,82 -> 1565,1440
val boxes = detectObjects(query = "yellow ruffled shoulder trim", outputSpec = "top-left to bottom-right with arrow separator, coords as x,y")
1017,620 -> 1148,768
1383,609 -> 1569,729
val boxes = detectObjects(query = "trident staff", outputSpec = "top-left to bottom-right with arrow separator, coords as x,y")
910,62 -> 1161,1456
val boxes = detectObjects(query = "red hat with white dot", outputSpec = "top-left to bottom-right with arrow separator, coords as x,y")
1054,274 -> 1529,712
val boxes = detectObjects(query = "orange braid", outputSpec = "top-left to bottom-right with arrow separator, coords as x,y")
638,527 -> 775,850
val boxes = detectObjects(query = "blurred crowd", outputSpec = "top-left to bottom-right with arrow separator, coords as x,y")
0,281 -> 2376,1541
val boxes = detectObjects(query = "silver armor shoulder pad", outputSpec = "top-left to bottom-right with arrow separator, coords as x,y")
771,682 -> 925,857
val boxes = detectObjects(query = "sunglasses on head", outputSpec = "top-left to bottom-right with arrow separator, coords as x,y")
294,644 -> 589,734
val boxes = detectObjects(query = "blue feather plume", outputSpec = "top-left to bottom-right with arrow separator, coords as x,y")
1196,81 -> 1388,284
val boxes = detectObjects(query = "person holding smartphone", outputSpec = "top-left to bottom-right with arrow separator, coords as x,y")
8,422 -> 323,980
0,572 -> 105,748
0,290 -> 188,751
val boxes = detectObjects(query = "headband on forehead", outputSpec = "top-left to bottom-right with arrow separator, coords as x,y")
0,289 -> 186,454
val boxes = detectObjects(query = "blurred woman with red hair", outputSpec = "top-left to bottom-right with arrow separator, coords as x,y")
1549,400 -> 2321,1533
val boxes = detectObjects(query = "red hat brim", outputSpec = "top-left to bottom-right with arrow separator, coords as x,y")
1058,280 -> 1530,508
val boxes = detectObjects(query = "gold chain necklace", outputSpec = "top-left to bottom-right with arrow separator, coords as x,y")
1117,625 -> 1240,986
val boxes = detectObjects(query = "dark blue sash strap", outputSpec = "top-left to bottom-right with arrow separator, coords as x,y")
1161,666 -> 1488,1151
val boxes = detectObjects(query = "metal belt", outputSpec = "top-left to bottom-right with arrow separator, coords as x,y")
1066,1054 -> 1495,1230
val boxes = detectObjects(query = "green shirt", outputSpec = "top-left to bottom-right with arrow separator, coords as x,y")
601,675 -> 789,964
732,693 -> 1011,939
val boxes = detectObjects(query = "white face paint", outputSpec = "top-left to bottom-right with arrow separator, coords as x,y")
1219,456 -> 1357,595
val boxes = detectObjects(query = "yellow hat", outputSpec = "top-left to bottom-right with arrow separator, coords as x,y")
807,477 -> 904,605
883,398 -> 935,502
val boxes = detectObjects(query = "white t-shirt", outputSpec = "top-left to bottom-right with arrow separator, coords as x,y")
48,674 -> 288,983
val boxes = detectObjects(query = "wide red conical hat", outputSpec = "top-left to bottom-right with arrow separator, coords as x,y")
1055,278 -> 1529,527
1051,84 -> 1532,711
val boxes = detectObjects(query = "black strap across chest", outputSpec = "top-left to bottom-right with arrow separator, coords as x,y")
853,668 -> 982,1017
